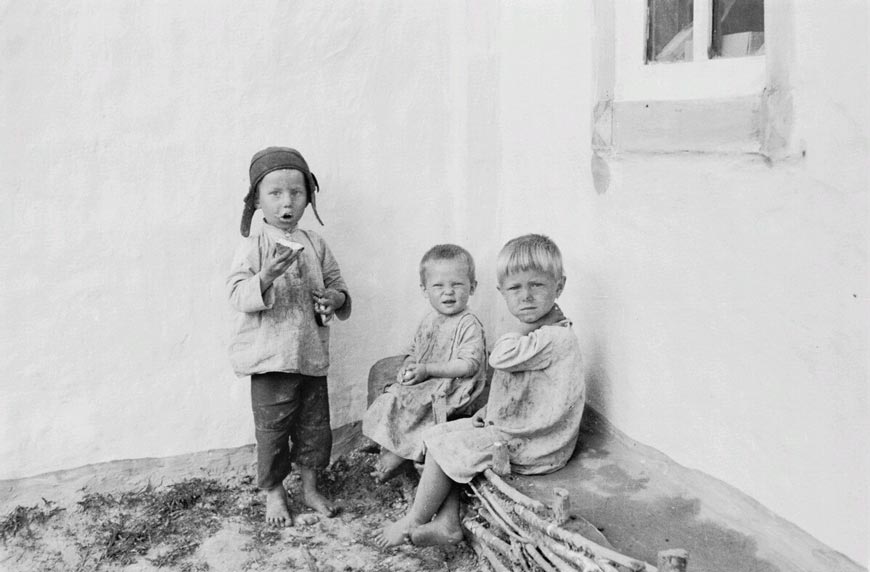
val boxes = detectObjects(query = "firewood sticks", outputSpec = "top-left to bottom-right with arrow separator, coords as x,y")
462,470 -> 679,572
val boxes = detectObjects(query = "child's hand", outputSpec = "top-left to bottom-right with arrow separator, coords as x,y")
260,244 -> 302,287
312,288 -> 345,320
399,363 -> 429,385
396,361 -> 409,383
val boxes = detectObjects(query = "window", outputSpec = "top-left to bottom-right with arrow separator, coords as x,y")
711,0 -> 765,58
611,0 -> 765,102
647,0 -> 694,63
646,0 -> 765,64
592,0 -> 786,157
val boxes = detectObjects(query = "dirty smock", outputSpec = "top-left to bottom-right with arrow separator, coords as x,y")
363,309 -> 486,463
227,223 -> 351,377
422,315 -> 584,483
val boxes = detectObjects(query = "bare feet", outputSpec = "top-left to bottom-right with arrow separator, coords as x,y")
410,518 -> 464,546
410,487 -> 463,546
373,515 -> 415,548
264,486 -> 292,527
370,450 -> 407,483
300,466 -> 337,518
302,488 -> 337,518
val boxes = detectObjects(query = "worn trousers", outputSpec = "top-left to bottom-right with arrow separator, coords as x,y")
250,372 -> 332,490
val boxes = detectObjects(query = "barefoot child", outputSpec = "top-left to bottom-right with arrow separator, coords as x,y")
375,234 -> 585,547
227,147 -> 351,526
363,245 -> 487,482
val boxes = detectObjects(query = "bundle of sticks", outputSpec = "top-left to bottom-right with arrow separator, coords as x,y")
462,467 -> 688,572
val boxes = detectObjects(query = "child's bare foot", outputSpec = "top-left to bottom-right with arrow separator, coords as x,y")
264,486 -> 293,527
299,466 -> 337,518
409,518 -> 464,546
373,515 -> 415,548
410,488 -> 462,546
371,450 -> 407,483
302,488 -> 337,518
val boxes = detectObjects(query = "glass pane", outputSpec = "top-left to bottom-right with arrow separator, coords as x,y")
711,0 -> 765,58
647,0 -> 694,63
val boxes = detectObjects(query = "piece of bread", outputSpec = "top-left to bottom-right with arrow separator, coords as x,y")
275,238 -> 304,252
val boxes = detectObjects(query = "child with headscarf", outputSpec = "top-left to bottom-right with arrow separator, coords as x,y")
227,147 -> 351,526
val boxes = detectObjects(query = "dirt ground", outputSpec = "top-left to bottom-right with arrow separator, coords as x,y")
0,447 -> 479,572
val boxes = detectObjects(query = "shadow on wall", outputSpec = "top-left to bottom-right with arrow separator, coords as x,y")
574,267 -> 614,421
583,351 -> 613,422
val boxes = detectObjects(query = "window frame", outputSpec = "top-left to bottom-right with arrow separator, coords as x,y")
617,0 -> 765,102
591,0 -> 792,160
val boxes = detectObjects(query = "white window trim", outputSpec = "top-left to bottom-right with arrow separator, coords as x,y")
593,0 -> 795,160
616,0 -> 766,102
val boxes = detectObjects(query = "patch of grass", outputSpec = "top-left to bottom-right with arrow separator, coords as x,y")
0,499 -> 65,543
75,477 -> 243,569
4,450 -> 481,571
93,514 -> 152,564
322,449 -> 410,509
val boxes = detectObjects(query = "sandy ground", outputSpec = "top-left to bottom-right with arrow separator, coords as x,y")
0,441 -> 478,572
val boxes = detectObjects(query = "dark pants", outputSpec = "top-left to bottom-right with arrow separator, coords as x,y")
250,372 -> 332,490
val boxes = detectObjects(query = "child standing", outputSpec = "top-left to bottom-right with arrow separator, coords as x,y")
227,147 -> 351,526
375,234 -> 585,547
363,245 -> 487,482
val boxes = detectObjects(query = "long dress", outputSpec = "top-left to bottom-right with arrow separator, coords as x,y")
362,309 -> 486,463
422,317 -> 585,483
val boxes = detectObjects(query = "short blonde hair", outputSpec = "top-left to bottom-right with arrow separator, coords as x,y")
419,244 -> 476,285
496,234 -> 563,285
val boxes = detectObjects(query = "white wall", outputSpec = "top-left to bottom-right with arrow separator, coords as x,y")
1,0 -> 866,565
590,153 -> 867,564
0,0 -> 476,478
589,1 -> 868,564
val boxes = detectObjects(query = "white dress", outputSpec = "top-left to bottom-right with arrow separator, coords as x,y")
423,319 -> 585,483
362,310 -> 486,463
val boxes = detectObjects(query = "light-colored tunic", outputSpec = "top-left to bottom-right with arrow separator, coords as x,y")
362,310 -> 486,463
423,319 -> 584,483
227,223 -> 351,377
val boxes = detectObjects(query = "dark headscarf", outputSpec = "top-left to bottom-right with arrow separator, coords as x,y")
240,147 -> 323,237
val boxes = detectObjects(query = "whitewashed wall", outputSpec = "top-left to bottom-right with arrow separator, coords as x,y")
586,2 -> 868,564
0,1 -> 487,477
0,0 -> 865,564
